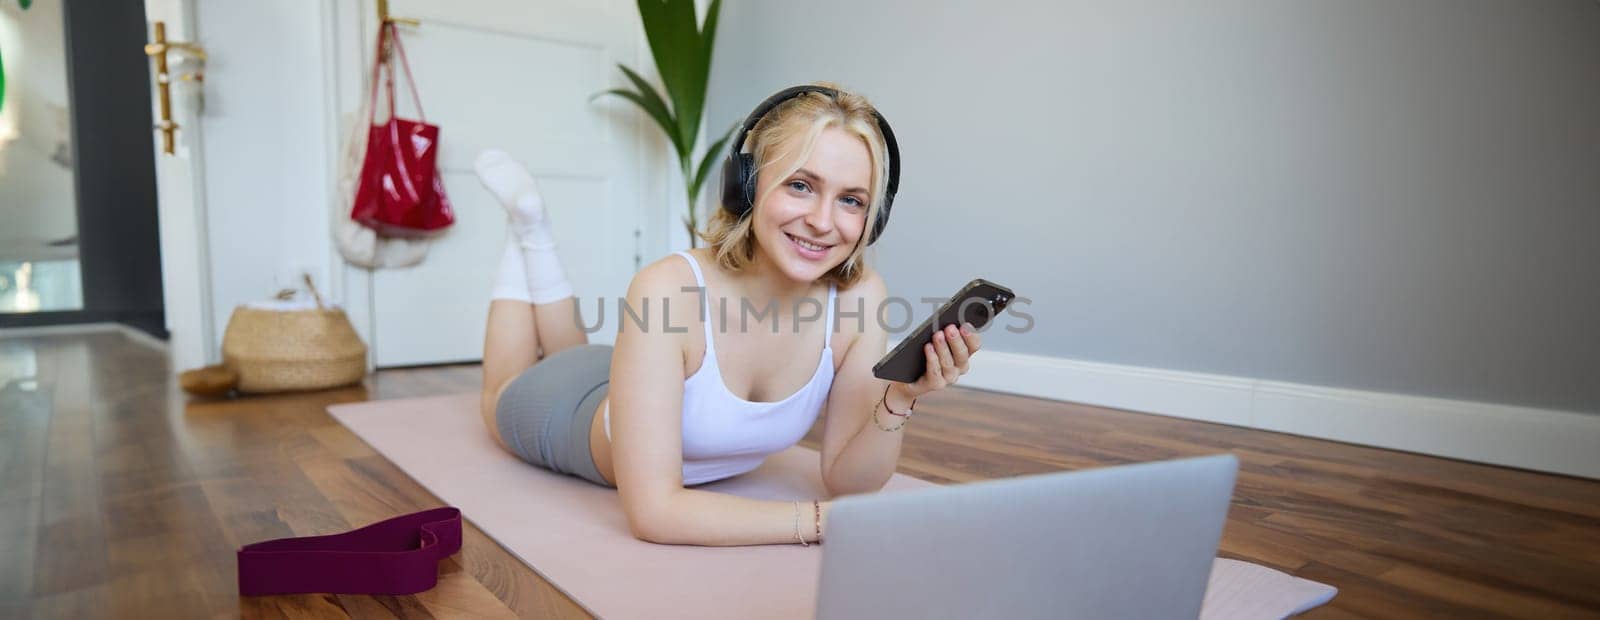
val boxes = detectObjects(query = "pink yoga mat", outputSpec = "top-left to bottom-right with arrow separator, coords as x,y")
329,394 -> 1334,619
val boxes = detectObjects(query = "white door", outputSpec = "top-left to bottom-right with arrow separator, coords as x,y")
144,0 -> 214,373
349,1 -> 649,367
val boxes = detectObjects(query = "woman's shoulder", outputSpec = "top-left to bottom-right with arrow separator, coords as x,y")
629,250 -> 700,295
618,253 -> 698,364
837,262 -> 887,302
830,264 -> 887,348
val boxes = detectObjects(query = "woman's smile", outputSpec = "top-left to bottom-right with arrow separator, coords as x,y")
785,232 -> 833,260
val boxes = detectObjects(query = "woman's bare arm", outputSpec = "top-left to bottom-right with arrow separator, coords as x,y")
641,489 -> 834,547
610,256 -> 832,546
818,267 -> 904,496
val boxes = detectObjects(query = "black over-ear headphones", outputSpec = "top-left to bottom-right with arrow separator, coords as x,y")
719,85 -> 901,246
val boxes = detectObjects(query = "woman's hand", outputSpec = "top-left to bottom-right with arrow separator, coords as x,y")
899,321 -> 982,400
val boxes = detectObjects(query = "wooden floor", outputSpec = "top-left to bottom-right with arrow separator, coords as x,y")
2,330 -> 1598,619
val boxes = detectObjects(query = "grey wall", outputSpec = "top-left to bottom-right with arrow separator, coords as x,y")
706,0 -> 1600,414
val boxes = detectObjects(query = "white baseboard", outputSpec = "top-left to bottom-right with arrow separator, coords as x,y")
960,349 -> 1600,480
0,322 -> 170,354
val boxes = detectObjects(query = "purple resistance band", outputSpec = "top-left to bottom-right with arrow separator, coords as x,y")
237,506 -> 462,596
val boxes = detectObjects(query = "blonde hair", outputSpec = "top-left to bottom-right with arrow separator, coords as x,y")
695,81 -> 892,289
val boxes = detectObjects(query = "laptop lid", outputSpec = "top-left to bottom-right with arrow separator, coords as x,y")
815,454 -> 1238,619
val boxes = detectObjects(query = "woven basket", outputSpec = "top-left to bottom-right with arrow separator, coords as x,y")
221,275 -> 368,394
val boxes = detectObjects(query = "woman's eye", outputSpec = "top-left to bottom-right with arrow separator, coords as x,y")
788,180 -> 810,193
841,196 -> 864,208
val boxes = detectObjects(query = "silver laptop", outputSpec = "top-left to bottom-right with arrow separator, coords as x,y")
815,454 -> 1238,619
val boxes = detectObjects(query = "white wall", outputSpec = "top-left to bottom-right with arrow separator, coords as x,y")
185,0 -> 337,358
179,0 -> 673,366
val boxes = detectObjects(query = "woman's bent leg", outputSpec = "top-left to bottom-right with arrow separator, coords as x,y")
476,149 -> 588,446
481,294 -> 590,447
494,343 -> 616,487
482,298 -> 541,449
532,295 -> 588,358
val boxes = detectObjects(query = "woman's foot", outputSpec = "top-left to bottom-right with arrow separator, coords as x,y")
474,149 -> 554,249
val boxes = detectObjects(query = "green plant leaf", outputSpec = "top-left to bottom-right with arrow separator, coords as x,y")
606,0 -> 725,249
701,0 -> 722,88
685,0 -> 721,149
591,87 -> 682,157
615,65 -> 687,159
690,123 -> 738,201
636,0 -> 711,151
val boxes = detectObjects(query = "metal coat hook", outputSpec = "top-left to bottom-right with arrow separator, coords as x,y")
376,0 -> 421,27
375,0 -> 420,61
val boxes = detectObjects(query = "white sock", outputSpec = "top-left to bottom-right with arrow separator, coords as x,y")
519,240 -> 573,304
489,228 -> 532,303
475,149 -> 573,304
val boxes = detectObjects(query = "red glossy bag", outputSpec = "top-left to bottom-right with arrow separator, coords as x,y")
350,22 -> 454,238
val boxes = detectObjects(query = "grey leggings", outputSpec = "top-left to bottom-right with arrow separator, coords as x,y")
495,343 -> 616,488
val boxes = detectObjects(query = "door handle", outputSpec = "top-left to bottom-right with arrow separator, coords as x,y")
143,21 -> 206,155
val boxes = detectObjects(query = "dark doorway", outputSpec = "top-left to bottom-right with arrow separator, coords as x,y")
0,0 -> 166,339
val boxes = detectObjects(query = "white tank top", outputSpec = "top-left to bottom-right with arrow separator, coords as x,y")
605,250 -> 837,485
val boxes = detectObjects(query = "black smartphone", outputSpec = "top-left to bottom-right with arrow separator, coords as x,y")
872,278 -> 1015,384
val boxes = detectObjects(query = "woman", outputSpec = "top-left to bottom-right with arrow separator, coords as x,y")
476,83 -> 983,546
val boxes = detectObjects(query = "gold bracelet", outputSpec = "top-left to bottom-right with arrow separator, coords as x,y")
794,501 -> 810,546
813,500 -> 821,543
880,383 -> 916,417
871,397 -> 911,432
